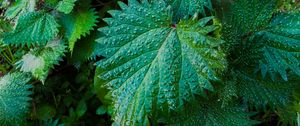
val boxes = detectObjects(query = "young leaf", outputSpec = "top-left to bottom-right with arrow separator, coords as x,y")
60,8 -> 98,51
16,39 -> 66,83
56,0 -> 77,14
0,72 -> 32,125
96,0 -> 226,125
3,11 -> 59,46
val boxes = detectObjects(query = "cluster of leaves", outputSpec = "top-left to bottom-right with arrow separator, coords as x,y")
0,0 -> 299,125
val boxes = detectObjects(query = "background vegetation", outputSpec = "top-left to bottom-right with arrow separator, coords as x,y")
0,0 -> 300,125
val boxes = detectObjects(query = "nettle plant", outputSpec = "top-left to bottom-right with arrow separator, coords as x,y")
0,0 -> 300,125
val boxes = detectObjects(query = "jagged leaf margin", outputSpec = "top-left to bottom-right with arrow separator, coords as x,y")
16,39 -> 66,83
56,0 -> 77,14
4,0 -> 36,19
60,8 -> 98,51
0,72 -> 32,125
167,101 -> 258,126
165,0 -> 212,21
253,12 -> 300,81
234,70 -> 297,109
3,11 -> 59,46
96,0 -> 226,125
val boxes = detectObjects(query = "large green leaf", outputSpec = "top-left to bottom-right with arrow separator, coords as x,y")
60,8 -> 98,51
0,72 -> 32,125
96,0 -> 226,125
3,11 -> 59,46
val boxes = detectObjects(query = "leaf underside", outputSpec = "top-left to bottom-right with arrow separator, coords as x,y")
16,39 -> 66,83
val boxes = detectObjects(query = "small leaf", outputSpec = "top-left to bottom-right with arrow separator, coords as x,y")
60,8 -> 98,51
75,100 -> 87,117
96,106 -> 107,115
16,39 -> 66,82
56,0 -> 77,14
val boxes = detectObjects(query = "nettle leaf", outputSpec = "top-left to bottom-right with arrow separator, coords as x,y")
60,8 -> 98,51
4,0 -> 36,19
56,0 -> 77,14
165,0 -> 212,21
3,11 -> 59,46
254,13 -> 300,81
222,0 -> 300,81
16,39 -> 66,83
168,101 -> 257,126
96,0 -> 226,125
235,70 -> 297,109
0,72 -> 32,125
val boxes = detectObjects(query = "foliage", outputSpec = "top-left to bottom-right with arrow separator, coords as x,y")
0,72 -> 32,125
0,0 -> 299,125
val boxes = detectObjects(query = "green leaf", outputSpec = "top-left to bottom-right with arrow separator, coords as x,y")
4,0 -> 36,19
254,12 -> 300,81
96,0 -> 226,125
40,118 -> 61,126
60,8 -> 98,51
165,0 -> 212,21
16,39 -> 66,83
75,100 -> 87,117
36,104 -> 57,120
56,0 -> 77,14
71,32 -> 97,63
234,70 -> 298,109
222,0 -> 277,58
0,72 -> 32,125
3,11 -> 59,46
167,101 -> 258,126
96,106 -> 107,115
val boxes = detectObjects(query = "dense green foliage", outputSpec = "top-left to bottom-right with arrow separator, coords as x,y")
0,0 -> 299,125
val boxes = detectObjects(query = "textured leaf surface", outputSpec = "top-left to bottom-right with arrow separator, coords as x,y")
60,8 -> 98,51
235,70 -> 297,108
254,13 -> 300,81
222,0 -> 300,81
16,39 -> 66,82
96,0 -> 226,125
4,0 -> 36,19
165,0 -> 212,21
168,101 -> 257,126
3,11 -> 59,46
56,0 -> 77,14
0,73 -> 32,125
